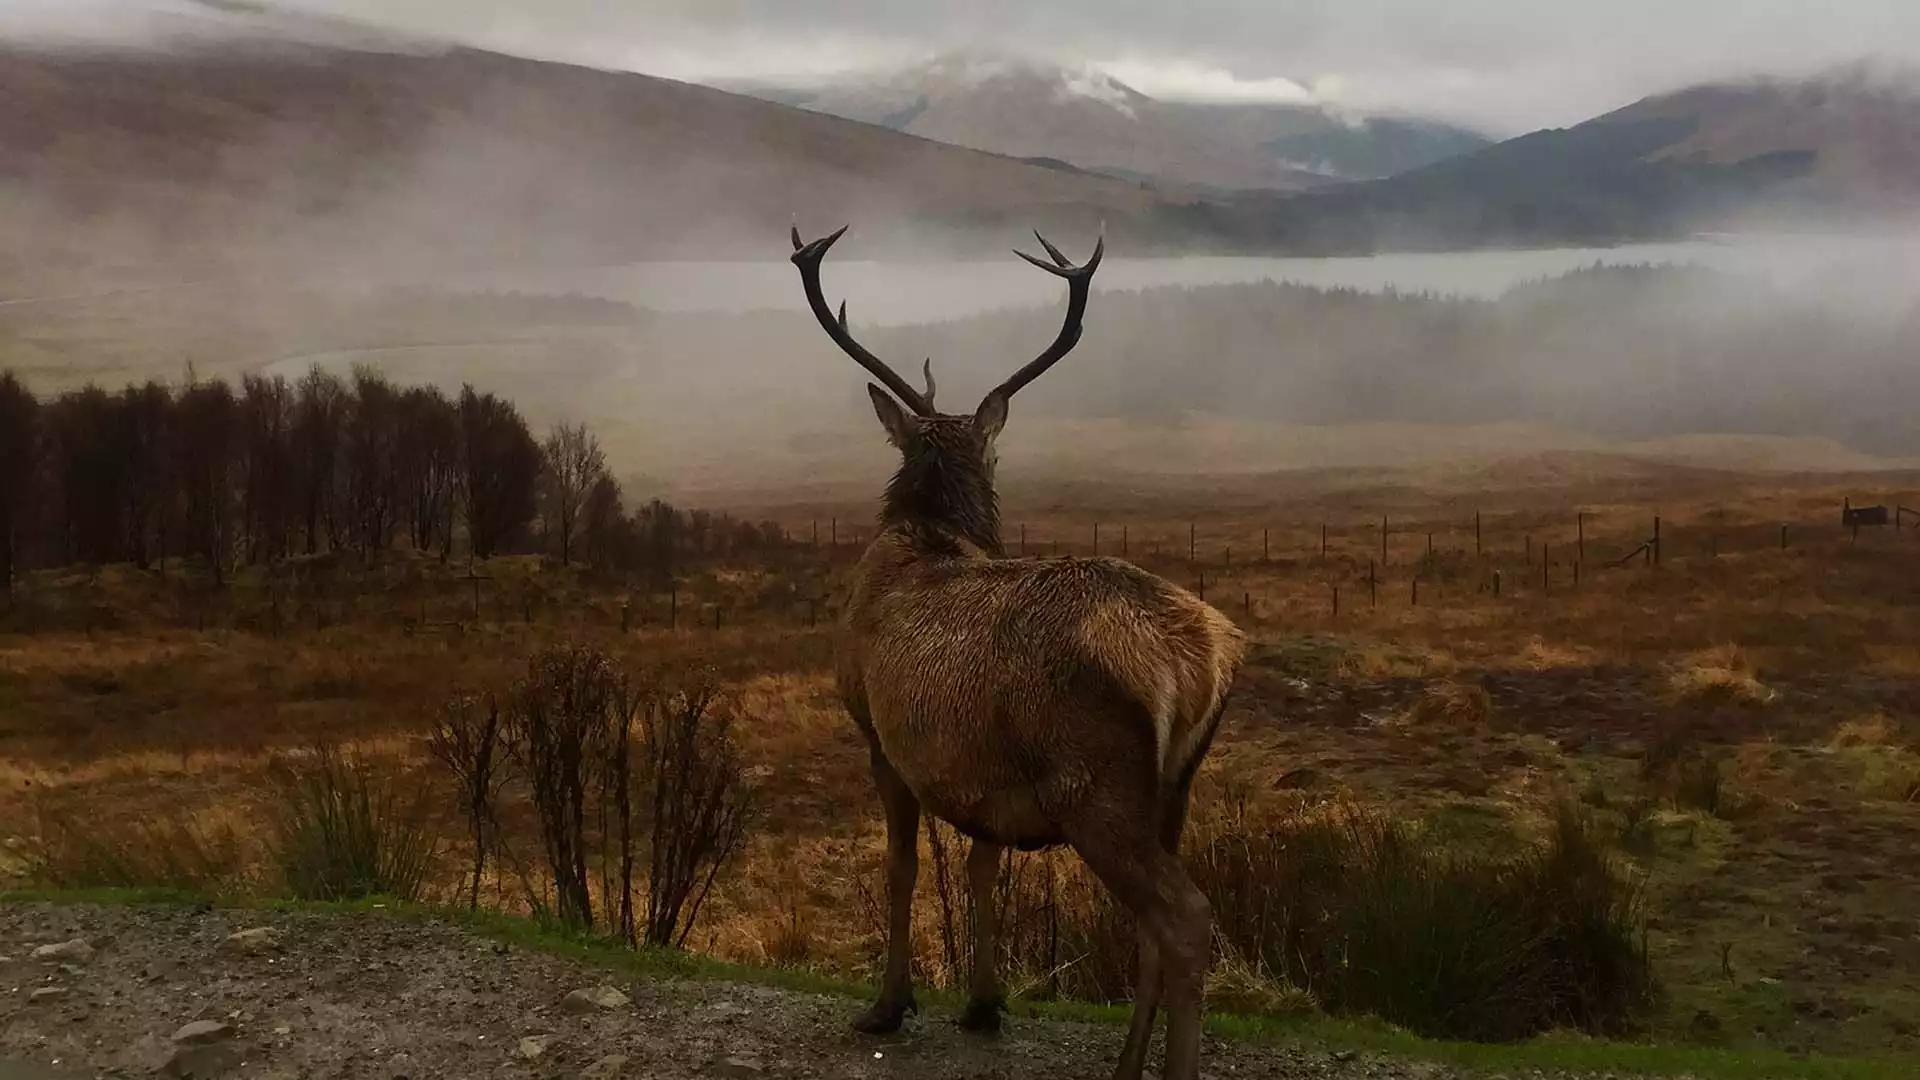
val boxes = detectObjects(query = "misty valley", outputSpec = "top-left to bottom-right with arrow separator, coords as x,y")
5,8 -> 1920,1080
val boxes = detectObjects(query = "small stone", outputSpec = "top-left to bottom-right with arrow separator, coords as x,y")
1331,1049 -> 1357,1063
516,1036 -> 549,1060
721,1054 -> 766,1074
162,1042 -> 244,1078
273,1025 -> 292,1036
583,1054 -> 630,1078
29,986 -> 70,1003
562,985 -> 631,1013
221,928 -> 283,956
31,939 -> 94,963
172,1019 -> 237,1045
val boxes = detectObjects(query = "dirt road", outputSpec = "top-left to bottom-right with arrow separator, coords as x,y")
2,900 -> 1506,1079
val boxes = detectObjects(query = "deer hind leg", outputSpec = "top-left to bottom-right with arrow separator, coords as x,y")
1068,802 -> 1211,1080
853,746 -> 922,1035
1112,774 -> 1199,1079
957,838 -> 1007,1033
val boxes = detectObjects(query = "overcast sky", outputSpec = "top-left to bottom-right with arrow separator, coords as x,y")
9,1 -> 1920,132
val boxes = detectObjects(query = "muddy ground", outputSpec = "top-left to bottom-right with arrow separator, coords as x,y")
0,900 -> 1567,1080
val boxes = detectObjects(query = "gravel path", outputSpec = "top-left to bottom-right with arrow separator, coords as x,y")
1,901 -> 1530,1079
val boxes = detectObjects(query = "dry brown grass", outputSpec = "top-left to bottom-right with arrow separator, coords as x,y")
6,475 -> 1920,1054
1664,645 -> 1776,707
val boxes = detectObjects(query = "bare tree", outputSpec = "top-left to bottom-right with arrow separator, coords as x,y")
343,366 -> 401,559
119,381 -> 174,571
291,368 -> 347,555
0,373 -> 36,594
396,386 -> 460,559
239,374 -> 295,564
459,386 -> 541,560
541,421 -> 605,566
174,378 -> 239,585
579,474 -> 626,572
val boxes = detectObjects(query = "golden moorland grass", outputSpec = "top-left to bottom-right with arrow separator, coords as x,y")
3,474 -> 1919,1056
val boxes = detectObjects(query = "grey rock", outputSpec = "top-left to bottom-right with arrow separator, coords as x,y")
30,938 -> 94,963
28,986 -> 70,1003
516,1035 -> 550,1060
562,985 -> 631,1013
162,1041 -> 244,1077
583,1054 -> 631,1078
172,1019 -> 236,1045
220,927 -> 283,956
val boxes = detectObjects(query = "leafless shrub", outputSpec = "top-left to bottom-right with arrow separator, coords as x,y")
638,667 -> 758,948
429,692 -> 513,910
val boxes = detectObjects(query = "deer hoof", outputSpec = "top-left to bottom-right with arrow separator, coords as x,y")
956,995 -> 1004,1034
852,996 -> 916,1035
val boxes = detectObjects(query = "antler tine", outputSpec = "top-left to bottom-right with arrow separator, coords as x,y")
993,227 -> 1106,400
1033,229 -> 1071,267
789,224 -> 935,415
921,358 -> 937,406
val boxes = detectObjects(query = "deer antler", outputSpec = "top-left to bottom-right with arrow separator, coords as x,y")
991,226 -> 1105,400
791,225 -> 936,416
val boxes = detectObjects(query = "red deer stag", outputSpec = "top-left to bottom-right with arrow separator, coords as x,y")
790,223 -> 1247,1080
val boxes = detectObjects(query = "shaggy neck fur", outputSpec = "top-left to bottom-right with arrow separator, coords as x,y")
880,429 -> 1003,557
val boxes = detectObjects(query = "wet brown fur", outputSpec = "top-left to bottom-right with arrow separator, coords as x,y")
796,224 -> 1238,1080
838,402 -> 1246,1076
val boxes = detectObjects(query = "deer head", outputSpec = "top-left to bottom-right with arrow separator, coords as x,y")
789,224 -> 1104,483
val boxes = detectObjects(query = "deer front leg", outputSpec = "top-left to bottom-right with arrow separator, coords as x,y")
958,839 -> 1006,1033
854,748 -> 922,1035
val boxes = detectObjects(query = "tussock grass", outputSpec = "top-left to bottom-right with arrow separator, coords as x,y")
1406,679 -> 1495,728
266,743 -> 441,903
1665,645 -> 1775,707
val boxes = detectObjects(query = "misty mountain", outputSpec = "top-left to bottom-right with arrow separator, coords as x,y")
728,51 -> 1490,192
0,37 -> 1182,295
1165,67 -> 1920,253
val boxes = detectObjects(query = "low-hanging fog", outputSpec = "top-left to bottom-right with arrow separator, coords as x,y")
4,8 -> 1920,509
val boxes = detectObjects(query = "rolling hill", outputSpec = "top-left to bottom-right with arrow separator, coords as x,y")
729,50 -> 1491,192
0,33 -> 1179,296
1158,66 -> 1920,253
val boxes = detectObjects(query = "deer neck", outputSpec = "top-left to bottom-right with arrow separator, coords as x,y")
880,454 -> 1003,557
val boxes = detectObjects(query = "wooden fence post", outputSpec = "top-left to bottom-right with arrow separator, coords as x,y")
1475,511 -> 1482,557
1542,542 -> 1551,596
1263,529 -> 1270,563
1189,522 -> 1197,564
1093,522 -> 1100,556
1122,525 -> 1129,557
1368,560 -> 1378,608
1332,584 -> 1340,618
1577,512 -> 1586,563
1380,515 -> 1388,565
1321,524 -> 1328,557
1653,517 -> 1662,565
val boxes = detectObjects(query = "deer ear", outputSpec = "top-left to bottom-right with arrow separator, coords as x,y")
868,384 -> 917,447
975,388 -> 1008,441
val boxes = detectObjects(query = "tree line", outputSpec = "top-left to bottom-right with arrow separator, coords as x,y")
0,364 -> 790,593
